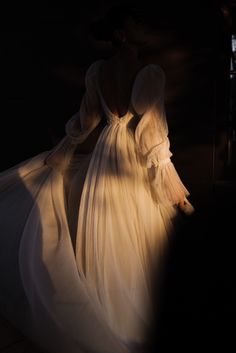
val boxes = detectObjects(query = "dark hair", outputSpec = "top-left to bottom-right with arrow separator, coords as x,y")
88,4 -> 144,44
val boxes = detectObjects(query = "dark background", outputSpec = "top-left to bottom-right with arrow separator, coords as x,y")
1,0 -> 236,352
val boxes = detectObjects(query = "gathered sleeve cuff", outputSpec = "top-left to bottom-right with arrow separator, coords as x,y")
145,138 -> 190,206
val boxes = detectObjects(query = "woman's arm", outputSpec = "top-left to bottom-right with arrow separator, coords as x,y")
45,61 -> 103,171
132,64 -> 193,212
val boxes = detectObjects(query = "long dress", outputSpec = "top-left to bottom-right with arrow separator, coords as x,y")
0,60 -> 193,353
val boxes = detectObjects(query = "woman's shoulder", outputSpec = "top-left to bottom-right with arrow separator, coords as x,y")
133,62 -> 166,94
131,63 -> 166,115
83,59 -> 104,88
136,63 -> 166,83
85,60 -> 104,77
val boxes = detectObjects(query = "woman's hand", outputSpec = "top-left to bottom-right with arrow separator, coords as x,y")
178,199 -> 186,211
177,198 -> 195,215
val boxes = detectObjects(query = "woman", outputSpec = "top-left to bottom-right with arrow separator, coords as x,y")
0,5 -> 194,353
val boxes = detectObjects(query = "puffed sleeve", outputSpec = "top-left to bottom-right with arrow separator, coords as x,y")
45,61 -> 102,172
132,64 -> 191,207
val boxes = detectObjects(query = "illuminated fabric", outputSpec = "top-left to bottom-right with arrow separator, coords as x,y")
0,60 -> 193,353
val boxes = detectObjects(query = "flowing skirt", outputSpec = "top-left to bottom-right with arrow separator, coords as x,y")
0,121 -> 178,353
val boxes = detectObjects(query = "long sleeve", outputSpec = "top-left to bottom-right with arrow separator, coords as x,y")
45,61 -> 102,172
132,64 -> 190,207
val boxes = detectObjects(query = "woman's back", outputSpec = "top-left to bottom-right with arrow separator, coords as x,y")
99,58 -> 145,119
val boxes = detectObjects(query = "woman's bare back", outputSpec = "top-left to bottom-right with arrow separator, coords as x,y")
99,59 -> 145,119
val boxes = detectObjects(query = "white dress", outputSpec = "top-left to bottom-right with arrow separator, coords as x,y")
0,60 -> 193,353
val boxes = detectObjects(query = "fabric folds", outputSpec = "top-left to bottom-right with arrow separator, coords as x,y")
0,59 -> 194,353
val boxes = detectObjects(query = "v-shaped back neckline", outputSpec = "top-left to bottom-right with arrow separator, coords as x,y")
96,59 -> 150,120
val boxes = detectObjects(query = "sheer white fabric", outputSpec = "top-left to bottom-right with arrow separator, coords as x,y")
0,59 -> 193,353
132,64 -> 190,206
45,62 -> 102,172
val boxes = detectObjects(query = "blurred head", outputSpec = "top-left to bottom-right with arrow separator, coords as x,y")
89,5 -> 149,49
